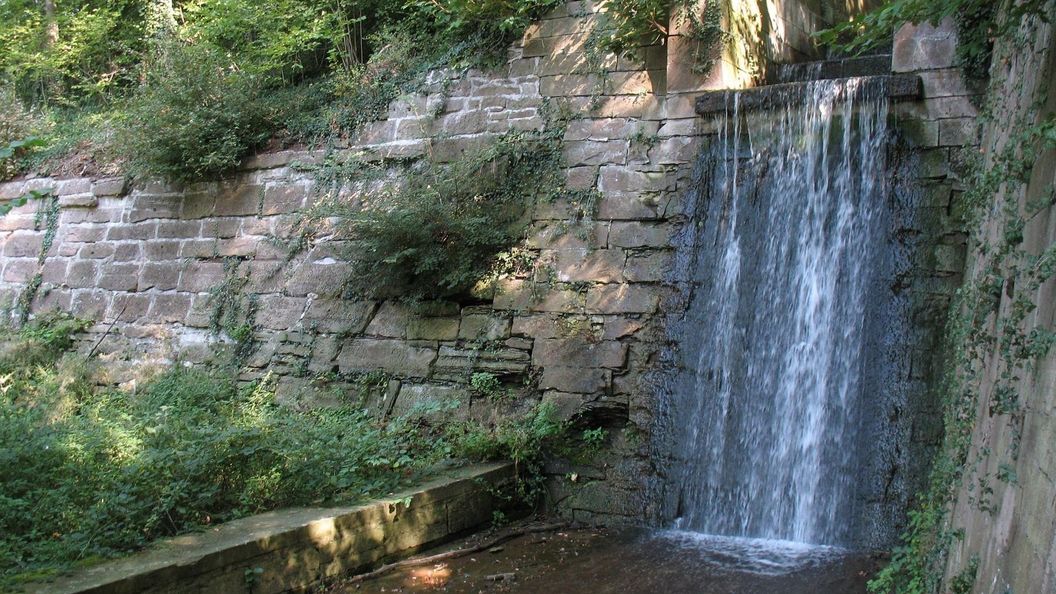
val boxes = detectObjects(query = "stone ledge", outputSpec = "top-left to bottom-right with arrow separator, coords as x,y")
695,75 -> 923,115
22,463 -> 515,594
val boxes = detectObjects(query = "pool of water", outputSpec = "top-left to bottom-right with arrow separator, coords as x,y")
323,526 -> 882,593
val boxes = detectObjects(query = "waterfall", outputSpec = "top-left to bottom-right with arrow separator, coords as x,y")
663,78 -> 899,547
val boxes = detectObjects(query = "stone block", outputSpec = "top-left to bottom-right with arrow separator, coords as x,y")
255,295 -> 307,330
390,383 -> 469,420
892,18 -> 958,72
608,221 -> 673,248
585,284 -> 661,313
596,192 -> 669,220
285,261 -> 352,297
55,178 -> 91,196
182,192 -> 216,218
67,260 -> 100,288
92,177 -> 128,197
564,118 -> 637,142
304,300 -> 376,334
458,309 -> 511,341
61,225 -> 106,243
432,345 -> 530,381
623,251 -> 671,282
70,290 -> 109,320
113,243 -> 141,262
148,293 -> 193,323
550,248 -> 625,282
156,220 -> 203,239
98,263 -> 141,292
338,339 -> 437,378
106,222 -> 157,241
597,166 -> 671,194
2,259 -> 37,282
216,237 -> 259,258
533,338 -> 627,368
938,118 -> 977,146
215,184 -> 263,217
918,68 -> 971,98
540,366 -> 611,393
3,232 -> 43,257
138,263 -> 179,291
512,313 -> 563,339
41,259 -> 69,284
144,240 -> 181,260
109,293 -> 152,322
261,185 -> 307,215
130,195 -> 181,222
562,140 -> 628,166
58,193 -> 98,208
177,261 -> 227,293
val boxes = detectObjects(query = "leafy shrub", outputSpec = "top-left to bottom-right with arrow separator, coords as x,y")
117,42 -> 273,182
343,126 -> 564,300
0,320 -> 453,584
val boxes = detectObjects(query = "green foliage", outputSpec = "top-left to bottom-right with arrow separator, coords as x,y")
0,318 -> 454,584
447,401 -> 566,502
341,124 -> 565,300
865,97 -> 1056,594
596,0 -> 672,54
117,42 -> 272,182
471,372 -> 506,401
816,0 -> 1052,82
0,0 -> 149,106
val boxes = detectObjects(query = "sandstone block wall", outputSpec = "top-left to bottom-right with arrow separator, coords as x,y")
0,1 -> 967,525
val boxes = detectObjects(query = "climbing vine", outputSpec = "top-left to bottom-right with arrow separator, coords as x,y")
865,13 -> 1056,592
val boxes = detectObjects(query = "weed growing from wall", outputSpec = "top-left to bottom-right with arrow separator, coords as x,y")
865,16 -> 1056,592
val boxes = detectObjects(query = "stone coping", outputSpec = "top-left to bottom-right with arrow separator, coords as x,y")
21,462 -> 515,594
695,75 -> 923,115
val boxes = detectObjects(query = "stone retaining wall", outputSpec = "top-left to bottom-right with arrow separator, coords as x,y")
0,1 -> 967,525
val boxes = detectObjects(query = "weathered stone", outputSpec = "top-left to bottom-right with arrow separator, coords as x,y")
2,259 -> 37,282
3,232 -> 43,257
156,220 -> 203,239
58,193 -> 98,208
458,309 -> 511,341
623,251 -> 671,282
215,185 -> 264,217
540,366 -> 610,393
138,263 -> 179,291
66,260 -> 100,288
129,195 -> 181,222
303,300 -> 376,334
91,177 -> 128,197
177,261 -> 227,293
432,345 -> 530,381
261,185 -> 307,215
147,293 -> 193,323
285,260 -> 351,297
608,222 -> 672,248
549,248 -> 625,282
562,140 -> 628,167
892,18 -> 958,73
98,264 -> 140,292
144,240 -> 181,260
585,284 -> 661,314
533,338 -> 627,369
254,296 -> 307,330
338,339 -> 437,378
70,290 -> 109,319
391,383 -> 470,420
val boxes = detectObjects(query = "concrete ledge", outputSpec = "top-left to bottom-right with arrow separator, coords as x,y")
695,75 -> 923,115
22,463 -> 515,594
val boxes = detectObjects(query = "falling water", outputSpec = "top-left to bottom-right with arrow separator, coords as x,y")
664,78 -> 899,547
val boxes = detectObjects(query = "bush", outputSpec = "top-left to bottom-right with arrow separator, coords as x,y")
0,318 -> 453,584
117,42 -> 273,182
343,127 -> 564,300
